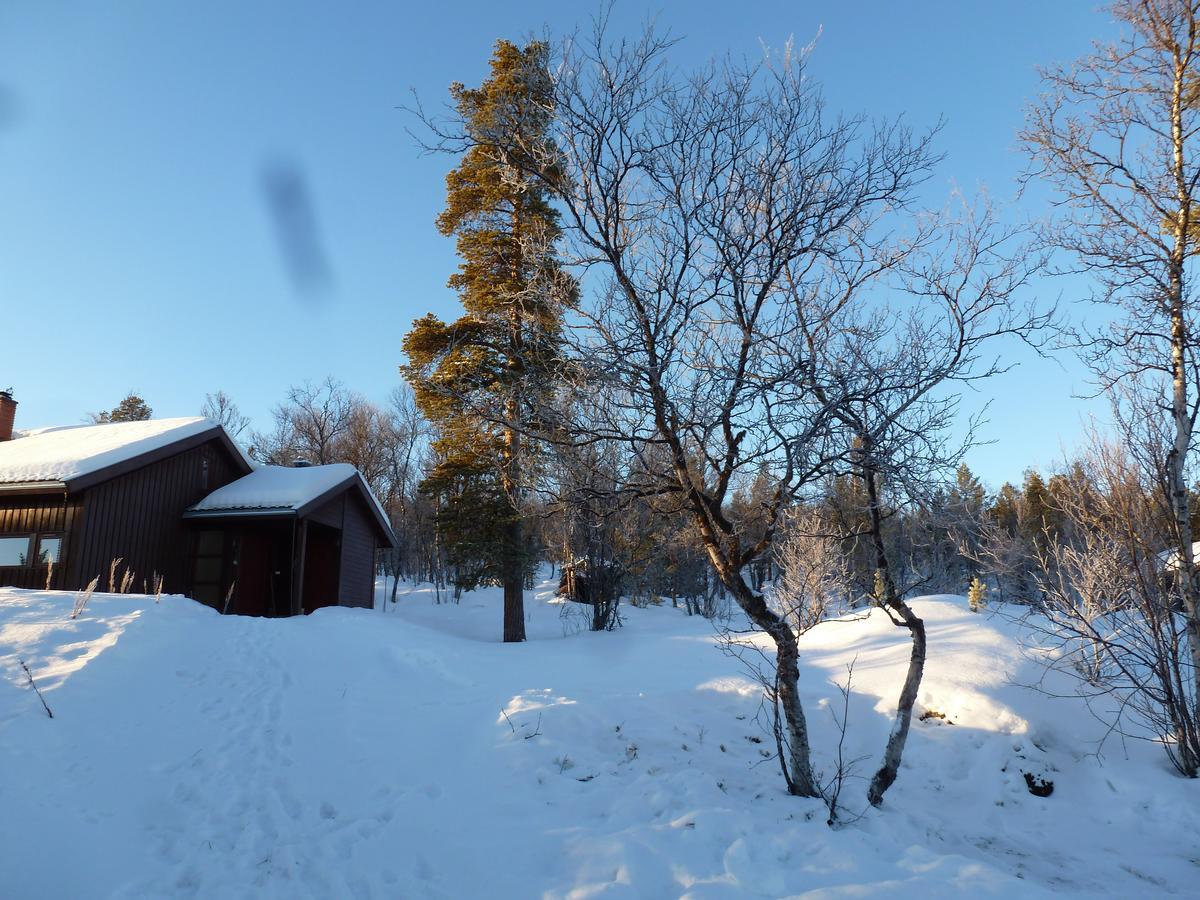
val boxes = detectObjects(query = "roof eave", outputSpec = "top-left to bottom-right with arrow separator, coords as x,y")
182,507 -> 299,520
0,480 -> 68,495
292,475 -> 359,519
186,468 -> 397,548
294,472 -> 397,548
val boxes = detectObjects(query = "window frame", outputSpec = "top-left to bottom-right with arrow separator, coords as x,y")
36,533 -> 65,567
0,534 -> 34,568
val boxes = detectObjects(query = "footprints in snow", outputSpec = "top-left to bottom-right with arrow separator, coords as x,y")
128,624 -> 401,897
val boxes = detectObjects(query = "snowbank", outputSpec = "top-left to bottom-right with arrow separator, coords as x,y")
1,580 -> 1196,897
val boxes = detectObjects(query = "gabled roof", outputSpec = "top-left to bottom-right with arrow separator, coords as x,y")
185,463 -> 397,547
0,417 -> 252,492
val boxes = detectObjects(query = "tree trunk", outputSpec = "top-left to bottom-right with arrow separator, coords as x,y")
499,201 -> 527,643
1168,294 -> 1200,773
721,566 -> 820,798
1168,54 -> 1200,769
858,451 -> 927,806
503,517 -> 526,642
867,608 -> 927,805
773,625 -> 820,798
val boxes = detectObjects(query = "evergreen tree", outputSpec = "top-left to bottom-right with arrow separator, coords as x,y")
92,392 -> 152,423
820,474 -> 874,599
1021,469 -> 1061,548
730,464 -> 780,589
1046,470 -> 1082,544
950,463 -> 986,511
403,40 -> 574,642
990,482 -> 1022,534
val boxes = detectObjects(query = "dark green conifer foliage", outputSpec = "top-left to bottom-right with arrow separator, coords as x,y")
990,482 -> 1022,534
94,393 -> 153,423
1021,469 -> 1062,548
402,40 -> 573,642
951,463 -> 986,511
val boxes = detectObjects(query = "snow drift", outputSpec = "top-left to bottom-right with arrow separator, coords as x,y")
1,579 -> 1197,898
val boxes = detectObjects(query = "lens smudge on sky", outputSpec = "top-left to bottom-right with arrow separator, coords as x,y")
259,158 -> 334,301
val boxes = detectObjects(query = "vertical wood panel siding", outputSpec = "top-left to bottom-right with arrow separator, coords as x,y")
0,494 -> 82,588
306,491 -> 378,609
72,439 -> 244,594
338,494 -> 377,609
306,495 -> 344,529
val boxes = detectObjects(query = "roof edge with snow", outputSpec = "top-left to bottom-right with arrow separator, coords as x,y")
185,464 -> 396,548
0,418 -> 253,491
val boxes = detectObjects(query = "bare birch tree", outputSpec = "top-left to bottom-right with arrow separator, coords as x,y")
1025,429 -> 1200,774
251,376 -> 357,465
797,198 -> 1050,804
772,507 -> 852,634
1023,0 -> 1200,724
421,21 -> 1046,805
201,390 -> 251,439
531,27 -> 937,799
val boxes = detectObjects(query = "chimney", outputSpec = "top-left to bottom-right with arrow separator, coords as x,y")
0,389 -> 15,442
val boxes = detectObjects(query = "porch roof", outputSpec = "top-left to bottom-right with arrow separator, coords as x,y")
185,463 -> 396,547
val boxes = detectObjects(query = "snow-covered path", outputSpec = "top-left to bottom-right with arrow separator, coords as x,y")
2,579 -> 1198,897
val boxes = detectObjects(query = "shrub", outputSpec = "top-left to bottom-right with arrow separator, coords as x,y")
967,576 -> 988,613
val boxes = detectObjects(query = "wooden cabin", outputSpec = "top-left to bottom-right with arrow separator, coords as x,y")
182,463 -> 394,615
0,410 -> 252,593
0,392 -> 395,615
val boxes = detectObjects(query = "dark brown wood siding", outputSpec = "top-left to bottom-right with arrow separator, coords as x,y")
306,490 -> 376,609
0,493 -> 83,589
70,438 -> 245,595
306,494 -> 344,529
338,493 -> 376,609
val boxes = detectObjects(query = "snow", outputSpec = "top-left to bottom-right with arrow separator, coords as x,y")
1159,541 -> 1200,572
2,577 -> 1198,897
190,463 -> 360,513
0,417 -> 218,484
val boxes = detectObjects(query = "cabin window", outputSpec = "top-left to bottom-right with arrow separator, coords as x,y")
0,535 -> 31,567
37,535 -> 63,565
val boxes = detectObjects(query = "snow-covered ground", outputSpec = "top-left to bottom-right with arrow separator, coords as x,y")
1,574 -> 1197,898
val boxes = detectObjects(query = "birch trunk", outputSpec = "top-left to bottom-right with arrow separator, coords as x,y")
859,454 -> 927,806
1167,49 -> 1200,772
721,567 -> 820,798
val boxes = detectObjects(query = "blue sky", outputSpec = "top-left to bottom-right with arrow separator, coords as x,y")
0,1 -> 1117,488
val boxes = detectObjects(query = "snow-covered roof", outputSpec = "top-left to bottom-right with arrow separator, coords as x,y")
0,417 -> 221,486
188,463 -> 397,547
190,463 -> 360,513
1160,541 -> 1200,572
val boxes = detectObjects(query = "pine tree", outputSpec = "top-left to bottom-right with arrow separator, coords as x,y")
403,40 -> 574,642
944,463 -> 987,584
1021,469 -> 1061,548
730,464 -> 779,589
821,474 -> 876,602
951,463 -> 986,511
989,482 -> 1021,533
92,392 -> 152,423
